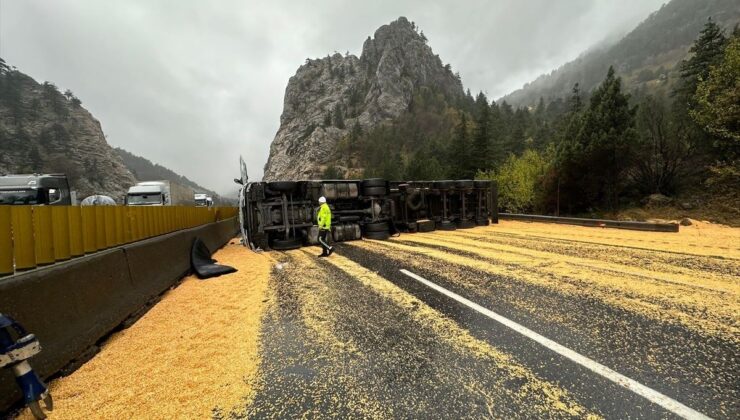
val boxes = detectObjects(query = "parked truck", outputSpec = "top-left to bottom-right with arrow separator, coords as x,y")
0,174 -> 73,205
126,180 -> 194,206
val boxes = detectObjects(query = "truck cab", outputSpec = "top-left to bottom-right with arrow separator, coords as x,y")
0,174 -> 72,205
194,193 -> 208,207
126,183 -> 167,206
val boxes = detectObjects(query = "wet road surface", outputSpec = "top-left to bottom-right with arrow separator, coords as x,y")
25,222 -> 736,419
244,223 -> 738,419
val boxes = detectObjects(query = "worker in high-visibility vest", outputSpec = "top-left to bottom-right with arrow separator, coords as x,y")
317,196 -> 333,257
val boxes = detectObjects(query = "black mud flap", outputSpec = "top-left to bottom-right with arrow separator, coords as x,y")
191,238 -> 237,279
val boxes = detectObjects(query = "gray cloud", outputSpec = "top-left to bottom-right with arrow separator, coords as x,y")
0,0 -> 664,195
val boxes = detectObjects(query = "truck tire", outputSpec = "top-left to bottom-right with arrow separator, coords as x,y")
364,222 -> 388,232
433,180 -> 454,190
437,220 -> 456,231
364,230 -> 390,240
361,178 -> 386,188
457,220 -> 476,229
362,186 -> 387,196
268,181 -> 297,193
406,190 -> 424,211
417,219 -> 435,232
270,237 -> 303,250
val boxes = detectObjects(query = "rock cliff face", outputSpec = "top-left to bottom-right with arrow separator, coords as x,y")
0,64 -> 136,199
263,17 -> 464,180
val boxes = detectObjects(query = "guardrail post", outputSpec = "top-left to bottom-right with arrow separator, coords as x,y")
0,207 -> 13,276
167,207 -> 173,233
81,206 -> 98,254
68,206 -> 84,257
114,206 -> 124,245
33,206 -> 55,266
95,206 -> 107,250
104,207 -> 116,248
157,208 -> 165,235
51,206 -> 71,261
11,206 -> 36,271
121,207 -> 131,244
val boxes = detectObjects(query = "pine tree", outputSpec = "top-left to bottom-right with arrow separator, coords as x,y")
449,113 -> 472,178
471,92 -> 491,173
574,67 -> 637,210
691,34 -> 739,157
676,19 -> 728,106
569,83 -> 583,114
532,97 -> 551,150
508,108 -> 528,156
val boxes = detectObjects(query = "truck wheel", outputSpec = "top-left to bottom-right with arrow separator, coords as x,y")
364,230 -> 390,240
406,190 -> 424,211
457,220 -> 476,229
364,222 -> 388,232
361,178 -> 386,188
362,186 -> 387,196
417,219 -> 436,232
268,181 -> 297,192
437,220 -> 456,231
270,237 -> 303,250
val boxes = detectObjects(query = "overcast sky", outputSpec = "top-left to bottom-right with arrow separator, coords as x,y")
0,0 -> 665,196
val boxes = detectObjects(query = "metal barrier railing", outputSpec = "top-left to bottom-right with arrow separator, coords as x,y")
0,206 -> 238,276
499,213 -> 679,232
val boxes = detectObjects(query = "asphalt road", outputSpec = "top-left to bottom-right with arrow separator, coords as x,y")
241,224 -> 738,419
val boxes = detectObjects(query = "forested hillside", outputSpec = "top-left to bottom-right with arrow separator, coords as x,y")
502,0 -> 740,107
114,147 -> 219,198
346,22 -> 738,223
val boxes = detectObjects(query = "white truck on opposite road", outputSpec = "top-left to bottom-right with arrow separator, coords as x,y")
194,193 -> 213,207
126,180 -> 194,206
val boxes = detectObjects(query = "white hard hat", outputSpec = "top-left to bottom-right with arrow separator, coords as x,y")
318,196 -> 326,203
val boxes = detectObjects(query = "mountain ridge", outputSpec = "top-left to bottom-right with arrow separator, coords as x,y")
114,147 -> 220,198
500,0 -> 740,107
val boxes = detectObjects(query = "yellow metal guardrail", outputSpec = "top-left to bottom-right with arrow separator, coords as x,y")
0,206 -> 238,276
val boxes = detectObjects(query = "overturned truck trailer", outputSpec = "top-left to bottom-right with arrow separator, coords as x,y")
238,178 -> 498,251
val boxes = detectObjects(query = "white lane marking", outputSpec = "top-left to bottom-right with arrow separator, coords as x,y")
399,269 -> 711,420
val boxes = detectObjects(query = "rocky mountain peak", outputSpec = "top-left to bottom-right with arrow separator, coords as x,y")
361,17 -> 423,59
263,17 -> 463,181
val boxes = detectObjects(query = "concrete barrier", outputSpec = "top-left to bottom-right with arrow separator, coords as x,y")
0,218 -> 238,412
499,213 -> 679,232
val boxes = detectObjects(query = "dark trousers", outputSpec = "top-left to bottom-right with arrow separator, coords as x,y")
318,229 -> 331,255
